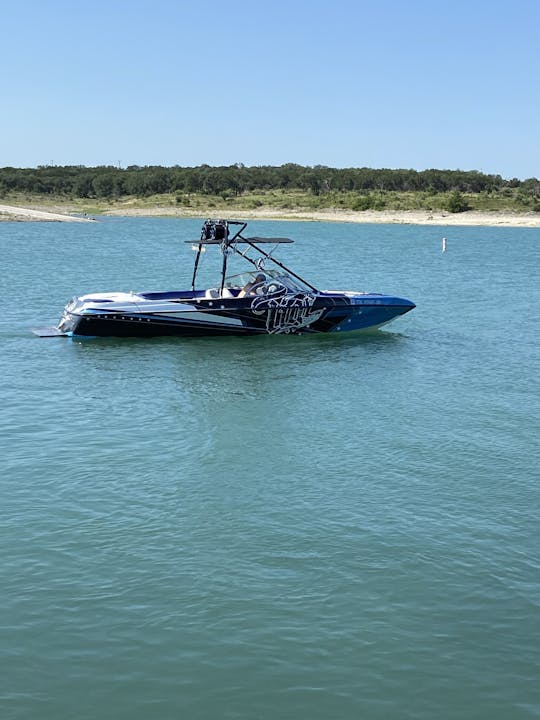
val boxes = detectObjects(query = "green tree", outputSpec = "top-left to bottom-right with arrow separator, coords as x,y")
92,173 -> 115,198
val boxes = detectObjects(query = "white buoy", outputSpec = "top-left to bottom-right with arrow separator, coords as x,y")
442,237 -> 447,252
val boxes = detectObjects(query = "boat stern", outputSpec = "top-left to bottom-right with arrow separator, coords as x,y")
56,291 -> 141,336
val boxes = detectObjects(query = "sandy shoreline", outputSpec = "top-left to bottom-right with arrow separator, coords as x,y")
1,202 -> 539,227
0,204 -> 95,223
103,206 -> 540,227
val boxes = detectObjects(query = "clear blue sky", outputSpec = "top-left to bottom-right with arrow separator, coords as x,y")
2,0 -> 539,178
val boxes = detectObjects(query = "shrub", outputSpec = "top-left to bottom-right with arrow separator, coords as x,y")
446,190 -> 471,213
351,195 -> 372,211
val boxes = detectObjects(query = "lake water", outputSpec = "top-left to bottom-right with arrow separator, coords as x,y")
1,217 -> 539,720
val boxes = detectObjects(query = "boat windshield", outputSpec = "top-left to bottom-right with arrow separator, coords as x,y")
224,268 -> 312,293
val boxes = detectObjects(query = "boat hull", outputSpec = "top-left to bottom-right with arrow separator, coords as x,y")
56,291 -> 415,338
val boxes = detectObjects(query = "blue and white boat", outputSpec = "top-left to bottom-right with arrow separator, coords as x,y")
34,219 -> 415,338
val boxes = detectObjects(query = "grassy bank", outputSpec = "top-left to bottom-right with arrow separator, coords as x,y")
2,187 -> 540,217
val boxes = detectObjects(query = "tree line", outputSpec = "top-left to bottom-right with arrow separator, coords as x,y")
0,163 -> 538,199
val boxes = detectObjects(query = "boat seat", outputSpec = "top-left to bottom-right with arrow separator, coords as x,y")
205,287 -> 236,299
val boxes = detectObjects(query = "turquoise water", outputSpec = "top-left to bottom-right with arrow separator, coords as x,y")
2,218 -> 539,720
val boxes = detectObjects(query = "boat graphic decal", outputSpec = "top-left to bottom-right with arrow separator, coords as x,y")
251,288 -> 323,334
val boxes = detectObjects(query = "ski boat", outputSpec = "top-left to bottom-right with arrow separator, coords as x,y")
33,219 -> 415,338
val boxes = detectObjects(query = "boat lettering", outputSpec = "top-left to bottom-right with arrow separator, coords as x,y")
251,290 -> 323,334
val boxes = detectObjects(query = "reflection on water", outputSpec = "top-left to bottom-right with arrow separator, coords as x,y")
70,327 -> 406,401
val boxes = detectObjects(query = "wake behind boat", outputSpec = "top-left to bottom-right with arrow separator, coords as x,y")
33,219 -> 415,338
